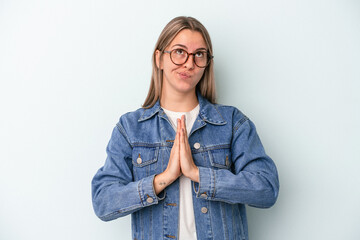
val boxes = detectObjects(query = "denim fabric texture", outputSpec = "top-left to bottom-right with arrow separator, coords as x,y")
92,92 -> 279,240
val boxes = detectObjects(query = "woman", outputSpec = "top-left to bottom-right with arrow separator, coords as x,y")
92,16 -> 279,240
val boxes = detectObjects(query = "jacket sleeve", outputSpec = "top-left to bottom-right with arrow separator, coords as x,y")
91,122 -> 165,221
194,116 -> 279,208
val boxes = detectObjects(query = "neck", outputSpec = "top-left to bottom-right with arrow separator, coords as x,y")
160,89 -> 199,112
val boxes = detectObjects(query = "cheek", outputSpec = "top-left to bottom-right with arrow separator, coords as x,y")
196,69 -> 206,80
163,61 -> 180,73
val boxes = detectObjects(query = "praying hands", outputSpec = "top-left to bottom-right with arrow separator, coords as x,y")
153,115 -> 199,195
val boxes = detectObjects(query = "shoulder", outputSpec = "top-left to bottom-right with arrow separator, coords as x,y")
119,107 -> 146,121
116,107 -> 147,131
211,103 -> 249,127
212,103 -> 260,141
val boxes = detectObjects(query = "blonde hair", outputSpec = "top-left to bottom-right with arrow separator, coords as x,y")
142,16 -> 216,108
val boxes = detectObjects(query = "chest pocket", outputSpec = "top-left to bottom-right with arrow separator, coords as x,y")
132,146 -> 159,180
208,147 -> 231,169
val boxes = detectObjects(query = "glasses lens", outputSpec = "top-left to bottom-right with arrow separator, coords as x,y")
170,49 -> 188,65
194,51 -> 208,68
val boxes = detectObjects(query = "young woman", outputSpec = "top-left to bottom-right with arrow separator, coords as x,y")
92,16 -> 279,240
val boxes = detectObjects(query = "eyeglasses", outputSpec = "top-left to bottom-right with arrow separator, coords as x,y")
163,48 -> 213,68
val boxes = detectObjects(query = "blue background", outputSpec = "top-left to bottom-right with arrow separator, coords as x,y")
0,0 -> 359,239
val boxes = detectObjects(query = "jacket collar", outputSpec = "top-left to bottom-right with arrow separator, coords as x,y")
138,100 -> 162,122
138,91 -> 226,125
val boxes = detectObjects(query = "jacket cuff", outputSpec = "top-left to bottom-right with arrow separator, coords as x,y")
193,167 -> 215,200
138,174 -> 166,206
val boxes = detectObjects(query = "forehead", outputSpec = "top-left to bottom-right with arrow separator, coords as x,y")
169,29 -> 207,49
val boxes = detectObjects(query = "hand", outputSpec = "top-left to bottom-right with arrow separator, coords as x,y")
154,118 -> 182,194
179,115 -> 199,182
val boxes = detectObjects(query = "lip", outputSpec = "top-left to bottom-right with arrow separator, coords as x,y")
177,72 -> 192,79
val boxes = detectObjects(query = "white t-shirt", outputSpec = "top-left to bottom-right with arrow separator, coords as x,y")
162,104 -> 199,240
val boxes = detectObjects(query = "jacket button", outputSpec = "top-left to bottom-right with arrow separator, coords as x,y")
146,197 -> 154,203
194,142 -> 201,149
201,207 -> 208,213
200,193 -> 207,198
137,157 -> 142,164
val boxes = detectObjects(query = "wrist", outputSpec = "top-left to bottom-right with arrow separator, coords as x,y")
183,166 -> 199,182
163,169 -> 180,183
191,166 -> 199,183
154,172 -> 171,195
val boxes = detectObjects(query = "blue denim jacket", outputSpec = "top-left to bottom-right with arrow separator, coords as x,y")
92,93 -> 279,240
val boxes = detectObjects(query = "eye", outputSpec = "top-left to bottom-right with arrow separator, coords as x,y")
174,49 -> 185,55
195,51 -> 205,58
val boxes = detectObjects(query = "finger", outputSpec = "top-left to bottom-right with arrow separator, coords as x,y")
175,131 -> 181,153
183,127 -> 190,149
180,117 -> 189,144
183,128 -> 189,151
177,118 -> 181,133
182,116 -> 189,144
174,130 -> 178,145
171,126 -> 179,156
181,115 -> 186,132
174,119 -> 180,144
183,115 -> 190,140
180,125 -> 184,147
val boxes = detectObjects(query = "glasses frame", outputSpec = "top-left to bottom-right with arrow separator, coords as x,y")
163,49 -> 214,68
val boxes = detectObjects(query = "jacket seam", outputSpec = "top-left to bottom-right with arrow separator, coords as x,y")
233,116 -> 249,134
220,202 -> 229,240
132,142 -> 163,147
138,106 -> 161,122
214,105 -> 226,123
212,168 -> 216,198
190,144 -> 232,155
116,122 -> 134,148
195,144 -> 231,151
100,204 -> 142,220
137,179 -> 144,207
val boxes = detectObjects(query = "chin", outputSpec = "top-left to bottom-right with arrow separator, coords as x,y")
176,86 -> 197,94
176,80 -> 199,91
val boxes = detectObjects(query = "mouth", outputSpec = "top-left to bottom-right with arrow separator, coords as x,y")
177,72 -> 192,79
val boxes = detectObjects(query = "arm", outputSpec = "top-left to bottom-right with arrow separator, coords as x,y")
91,122 -> 164,222
194,117 -> 279,208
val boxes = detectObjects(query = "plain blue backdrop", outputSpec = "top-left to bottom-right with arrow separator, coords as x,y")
0,0 -> 359,239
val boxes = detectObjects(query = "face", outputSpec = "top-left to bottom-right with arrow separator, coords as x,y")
156,29 -> 207,96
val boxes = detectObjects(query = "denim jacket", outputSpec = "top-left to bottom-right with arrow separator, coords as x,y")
92,93 -> 279,240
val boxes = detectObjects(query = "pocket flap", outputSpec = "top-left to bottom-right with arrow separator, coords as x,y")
132,147 -> 159,167
209,148 -> 231,169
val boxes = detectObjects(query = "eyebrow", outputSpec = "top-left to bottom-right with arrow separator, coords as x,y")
171,44 -> 207,51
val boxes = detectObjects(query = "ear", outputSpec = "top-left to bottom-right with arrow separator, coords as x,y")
155,50 -> 162,69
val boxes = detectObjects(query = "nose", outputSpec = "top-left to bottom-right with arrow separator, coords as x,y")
184,54 -> 195,69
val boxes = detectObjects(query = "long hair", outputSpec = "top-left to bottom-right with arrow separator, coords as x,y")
142,16 -> 216,108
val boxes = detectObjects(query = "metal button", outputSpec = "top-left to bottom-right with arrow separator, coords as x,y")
201,207 -> 208,213
200,193 -> 207,198
146,197 -> 154,203
194,142 -> 201,149
137,157 -> 142,164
